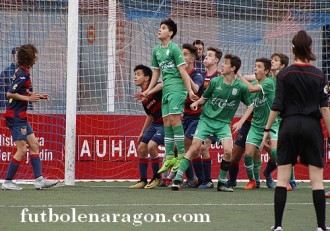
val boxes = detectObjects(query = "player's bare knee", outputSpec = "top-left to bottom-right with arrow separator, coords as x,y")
138,143 -> 148,158
223,151 -> 231,161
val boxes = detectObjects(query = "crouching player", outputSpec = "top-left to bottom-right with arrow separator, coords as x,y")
130,65 -> 164,189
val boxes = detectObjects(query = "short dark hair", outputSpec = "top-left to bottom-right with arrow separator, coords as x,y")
134,65 -> 152,80
224,54 -> 241,74
182,43 -> 197,59
160,18 -> 177,39
192,39 -> 204,47
207,47 -> 222,64
271,53 -> 289,67
256,58 -> 272,75
292,30 -> 316,62
12,47 -> 19,54
17,44 -> 38,68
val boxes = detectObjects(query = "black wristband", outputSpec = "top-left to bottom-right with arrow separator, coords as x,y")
264,128 -> 276,133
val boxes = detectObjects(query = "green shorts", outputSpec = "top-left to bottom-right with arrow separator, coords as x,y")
246,125 -> 278,148
194,119 -> 232,142
162,91 -> 186,117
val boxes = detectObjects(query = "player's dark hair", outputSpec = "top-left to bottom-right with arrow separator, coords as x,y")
134,65 -> 152,81
256,57 -> 271,75
160,18 -> 177,39
17,44 -> 38,68
292,30 -> 316,62
192,39 -> 204,47
182,43 -> 197,59
271,53 -> 289,67
224,54 -> 241,74
207,47 -> 222,64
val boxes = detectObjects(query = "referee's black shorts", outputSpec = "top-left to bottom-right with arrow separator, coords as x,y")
277,115 -> 324,168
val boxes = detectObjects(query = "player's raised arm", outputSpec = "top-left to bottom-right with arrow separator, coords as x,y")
177,64 -> 197,101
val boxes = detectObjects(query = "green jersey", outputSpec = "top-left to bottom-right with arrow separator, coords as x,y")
151,41 -> 186,94
250,78 -> 278,128
201,76 -> 252,123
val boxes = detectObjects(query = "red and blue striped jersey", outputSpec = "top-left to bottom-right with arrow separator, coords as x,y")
142,83 -> 163,124
184,68 -> 204,116
5,66 -> 31,126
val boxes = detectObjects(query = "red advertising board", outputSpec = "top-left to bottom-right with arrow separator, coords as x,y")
0,114 -> 329,180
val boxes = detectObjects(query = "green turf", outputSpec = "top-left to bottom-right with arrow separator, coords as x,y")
0,182 -> 329,231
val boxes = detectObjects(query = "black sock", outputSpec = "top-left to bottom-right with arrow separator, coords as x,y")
274,186 -> 287,228
313,189 -> 326,230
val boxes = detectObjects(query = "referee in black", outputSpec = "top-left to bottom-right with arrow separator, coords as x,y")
261,30 -> 330,231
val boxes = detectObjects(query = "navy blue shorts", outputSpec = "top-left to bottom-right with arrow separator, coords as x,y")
234,120 -> 251,148
140,123 -> 164,145
182,116 -> 199,140
9,122 -> 34,141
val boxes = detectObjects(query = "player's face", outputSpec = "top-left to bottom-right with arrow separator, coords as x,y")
158,24 -> 172,40
182,48 -> 195,65
203,51 -> 218,68
134,69 -> 147,87
194,44 -> 204,59
221,58 -> 234,75
271,56 -> 282,71
254,62 -> 268,81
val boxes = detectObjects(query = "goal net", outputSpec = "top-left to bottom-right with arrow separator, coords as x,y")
0,0 -> 329,182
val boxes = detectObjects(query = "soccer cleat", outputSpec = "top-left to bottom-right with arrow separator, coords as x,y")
1,180 -> 23,190
316,228 -> 330,231
264,169 -> 276,189
217,182 -> 234,192
326,191 -> 330,198
171,180 -> 181,191
289,181 -> 299,191
144,178 -> 161,189
197,181 -> 214,189
256,180 -> 260,189
158,179 -> 171,187
224,180 -> 237,188
129,180 -> 147,189
181,177 -> 198,189
158,158 -> 177,173
34,176 -> 58,190
271,226 -> 283,231
243,180 -> 257,190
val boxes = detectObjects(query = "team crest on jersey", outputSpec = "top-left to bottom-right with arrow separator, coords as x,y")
21,128 -> 27,136
166,49 -> 170,56
232,88 -> 238,95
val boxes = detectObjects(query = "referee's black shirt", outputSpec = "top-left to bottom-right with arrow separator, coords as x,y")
272,62 -> 329,119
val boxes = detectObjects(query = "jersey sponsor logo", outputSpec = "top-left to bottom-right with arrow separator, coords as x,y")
253,97 -> 267,107
211,98 -> 236,108
232,88 -> 237,95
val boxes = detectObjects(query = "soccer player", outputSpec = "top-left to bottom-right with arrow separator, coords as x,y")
193,39 -> 206,73
143,18 -> 197,174
0,47 -> 19,109
130,65 -> 163,189
1,44 -> 58,190
238,58 -> 278,190
197,47 -> 223,189
261,30 -> 330,231
179,43 -> 204,188
171,54 -> 253,192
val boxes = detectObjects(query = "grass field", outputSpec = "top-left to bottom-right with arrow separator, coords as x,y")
0,182 -> 329,231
